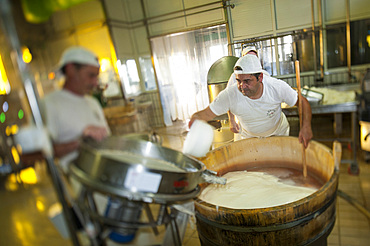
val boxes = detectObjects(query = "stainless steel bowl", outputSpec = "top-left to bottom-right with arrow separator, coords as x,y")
69,136 -> 225,203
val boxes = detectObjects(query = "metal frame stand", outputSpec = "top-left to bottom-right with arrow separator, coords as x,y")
75,186 -> 190,246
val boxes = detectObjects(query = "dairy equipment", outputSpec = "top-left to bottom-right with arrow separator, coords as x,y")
69,136 -> 226,245
195,137 -> 341,246
207,56 -> 238,103
206,56 -> 238,146
359,69 -> 370,161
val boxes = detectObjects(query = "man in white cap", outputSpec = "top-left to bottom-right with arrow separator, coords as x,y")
227,45 -> 270,87
42,46 -> 110,172
189,54 -> 312,148
226,45 -> 270,135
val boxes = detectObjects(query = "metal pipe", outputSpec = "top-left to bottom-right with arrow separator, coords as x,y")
223,0 -> 235,56
346,0 -> 352,82
230,30 -> 314,46
318,0 -> 324,79
143,203 -> 159,235
311,0 -> 318,83
275,37 -> 281,77
169,211 -> 182,246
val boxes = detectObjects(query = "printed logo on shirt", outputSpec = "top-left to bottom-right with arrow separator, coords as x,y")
266,109 -> 276,118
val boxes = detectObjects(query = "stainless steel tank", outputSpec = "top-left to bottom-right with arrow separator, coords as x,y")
207,56 -> 239,103
207,56 -> 239,147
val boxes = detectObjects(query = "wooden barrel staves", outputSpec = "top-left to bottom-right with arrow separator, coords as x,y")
195,136 -> 339,246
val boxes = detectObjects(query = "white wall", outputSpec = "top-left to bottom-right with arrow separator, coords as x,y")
229,0 -> 370,40
44,0 -> 112,70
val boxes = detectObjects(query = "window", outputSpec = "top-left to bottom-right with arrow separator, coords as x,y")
277,35 -> 294,75
116,59 -> 140,96
151,25 -> 228,125
139,56 -> 157,91
232,39 -> 277,76
259,39 -> 276,76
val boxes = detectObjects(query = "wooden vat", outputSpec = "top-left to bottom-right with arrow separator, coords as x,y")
195,136 -> 340,246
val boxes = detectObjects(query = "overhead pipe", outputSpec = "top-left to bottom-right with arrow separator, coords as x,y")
222,0 -> 235,56
318,0 -> 324,80
346,0 -> 352,82
311,0 -> 318,83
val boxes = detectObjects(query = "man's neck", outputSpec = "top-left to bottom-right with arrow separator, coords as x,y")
63,80 -> 85,96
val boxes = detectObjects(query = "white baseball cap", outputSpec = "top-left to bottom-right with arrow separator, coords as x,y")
241,45 -> 258,57
234,54 -> 263,75
58,46 -> 100,70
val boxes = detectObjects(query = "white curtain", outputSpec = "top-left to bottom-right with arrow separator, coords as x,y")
151,25 -> 228,126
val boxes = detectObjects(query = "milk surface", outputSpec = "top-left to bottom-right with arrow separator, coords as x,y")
199,170 -> 318,209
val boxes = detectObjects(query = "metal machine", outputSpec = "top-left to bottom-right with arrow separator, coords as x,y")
207,56 -> 238,103
206,56 -> 238,147
358,69 -> 370,161
69,136 -> 225,245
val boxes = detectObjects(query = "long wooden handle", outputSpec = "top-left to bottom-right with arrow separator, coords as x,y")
295,60 -> 303,128
295,60 -> 307,178
333,140 -> 342,171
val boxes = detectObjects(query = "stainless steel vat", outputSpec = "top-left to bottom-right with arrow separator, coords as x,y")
207,56 -> 238,103
69,136 -> 225,204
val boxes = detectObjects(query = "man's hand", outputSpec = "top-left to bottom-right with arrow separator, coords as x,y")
228,111 -> 240,133
83,125 -> 109,141
296,96 -> 313,149
229,120 -> 240,133
299,125 -> 313,148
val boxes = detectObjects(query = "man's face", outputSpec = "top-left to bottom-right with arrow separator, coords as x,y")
236,73 -> 262,98
73,65 -> 100,95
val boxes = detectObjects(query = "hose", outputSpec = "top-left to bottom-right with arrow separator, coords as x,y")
337,189 -> 370,220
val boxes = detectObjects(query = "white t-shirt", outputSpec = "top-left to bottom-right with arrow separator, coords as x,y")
42,89 -> 110,171
210,76 -> 297,136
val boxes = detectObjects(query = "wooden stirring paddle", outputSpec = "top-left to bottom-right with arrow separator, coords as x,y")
295,60 -> 307,178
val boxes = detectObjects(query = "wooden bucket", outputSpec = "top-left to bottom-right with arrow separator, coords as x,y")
195,136 -> 340,246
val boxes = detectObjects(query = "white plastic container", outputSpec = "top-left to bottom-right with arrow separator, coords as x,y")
183,120 -> 214,157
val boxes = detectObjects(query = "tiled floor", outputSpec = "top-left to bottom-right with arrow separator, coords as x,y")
1,120 -> 370,245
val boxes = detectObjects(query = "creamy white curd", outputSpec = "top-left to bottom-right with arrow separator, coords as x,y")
199,170 -> 317,209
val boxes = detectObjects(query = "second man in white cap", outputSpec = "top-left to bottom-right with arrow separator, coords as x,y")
42,46 -> 111,173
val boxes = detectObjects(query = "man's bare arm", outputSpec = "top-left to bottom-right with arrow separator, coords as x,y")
189,106 -> 217,128
296,96 -> 313,148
